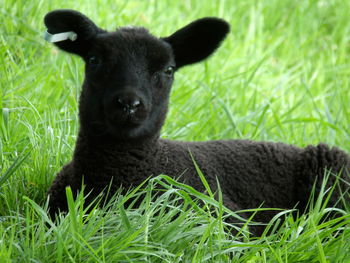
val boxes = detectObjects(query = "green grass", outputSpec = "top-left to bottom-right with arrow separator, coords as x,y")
1,0 -> 350,261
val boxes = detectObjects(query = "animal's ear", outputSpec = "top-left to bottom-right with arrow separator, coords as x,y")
44,9 -> 103,57
163,18 -> 230,69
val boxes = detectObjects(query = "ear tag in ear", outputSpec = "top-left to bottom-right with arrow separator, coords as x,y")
44,30 -> 78,43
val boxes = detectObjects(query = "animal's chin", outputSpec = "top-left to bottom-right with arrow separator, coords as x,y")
87,112 -> 154,140
88,122 -> 144,140
106,118 -> 148,139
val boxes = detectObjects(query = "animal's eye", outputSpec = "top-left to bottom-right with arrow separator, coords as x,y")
88,56 -> 100,65
163,66 -> 175,76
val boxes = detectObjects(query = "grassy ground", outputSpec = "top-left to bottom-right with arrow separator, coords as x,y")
1,0 -> 350,262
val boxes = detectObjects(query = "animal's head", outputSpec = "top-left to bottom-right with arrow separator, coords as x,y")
44,9 -> 229,142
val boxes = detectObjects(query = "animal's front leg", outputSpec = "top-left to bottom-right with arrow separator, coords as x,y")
47,164 -> 74,218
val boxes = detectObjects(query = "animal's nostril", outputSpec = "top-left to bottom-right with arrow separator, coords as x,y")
131,100 -> 141,108
116,97 -> 142,112
117,98 -> 125,107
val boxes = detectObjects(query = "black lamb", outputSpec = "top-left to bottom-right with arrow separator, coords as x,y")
44,9 -> 349,231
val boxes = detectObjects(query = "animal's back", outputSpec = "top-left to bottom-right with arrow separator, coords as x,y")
161,139 -> 302,209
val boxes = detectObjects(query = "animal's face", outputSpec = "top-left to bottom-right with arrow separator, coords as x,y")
44,9 -> 229,141
81,29 -> 175,140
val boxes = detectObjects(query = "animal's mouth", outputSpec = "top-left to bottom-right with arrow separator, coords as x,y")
107,109 -> 148,129
121,115 -> 145,127
88,108 -> 147,137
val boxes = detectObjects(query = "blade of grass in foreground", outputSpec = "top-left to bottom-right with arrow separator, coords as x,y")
0,147 -> 32,187
0,173 -> 348,262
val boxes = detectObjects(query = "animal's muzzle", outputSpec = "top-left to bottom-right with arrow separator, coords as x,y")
111,93 -> 148,125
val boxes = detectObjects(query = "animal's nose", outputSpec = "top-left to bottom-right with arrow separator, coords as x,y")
116,96 -> 142,113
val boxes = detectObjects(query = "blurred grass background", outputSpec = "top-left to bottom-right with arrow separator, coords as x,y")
1,0 -> 350,261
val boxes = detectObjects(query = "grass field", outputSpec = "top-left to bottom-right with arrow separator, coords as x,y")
1,0 -> 350,262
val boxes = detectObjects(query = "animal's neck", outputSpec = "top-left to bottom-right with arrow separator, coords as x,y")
71,130 -> 164,185
74,129 -> 160,157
